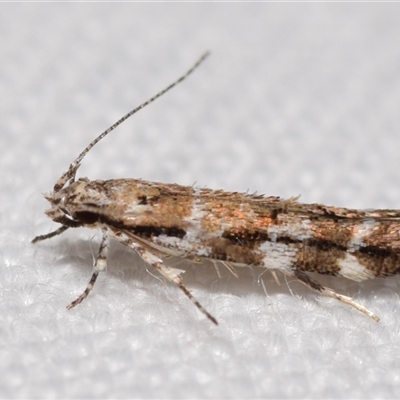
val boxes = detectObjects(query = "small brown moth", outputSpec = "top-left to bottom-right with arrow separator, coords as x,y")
33,53 -> 400,324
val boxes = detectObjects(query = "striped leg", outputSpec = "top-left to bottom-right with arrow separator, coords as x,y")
293,270 -> 379,322
67,229 -> 110,309
32,225 -> 70,243
113,230 -> 218,325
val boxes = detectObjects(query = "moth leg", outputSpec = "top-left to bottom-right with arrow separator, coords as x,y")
67,228 -> 110,309
212,261 -> 238,280
221,261 -> 239,278
271,270 -> 282,286
292,270 -> 380,322
212,260 -> 222,279
32,225 -> 69,243
114,230 -> 218,325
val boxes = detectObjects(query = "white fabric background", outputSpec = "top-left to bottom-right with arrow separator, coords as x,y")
2,3 -> 400,399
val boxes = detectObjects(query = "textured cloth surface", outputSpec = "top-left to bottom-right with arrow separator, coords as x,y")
2,4 -> 400,399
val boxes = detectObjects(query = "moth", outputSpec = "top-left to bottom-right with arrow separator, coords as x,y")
33,52 -> 400,324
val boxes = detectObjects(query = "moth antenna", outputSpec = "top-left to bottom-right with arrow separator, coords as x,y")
53,52 -> 210,193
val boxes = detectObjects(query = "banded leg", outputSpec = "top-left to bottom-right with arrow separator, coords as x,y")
293,270 -> 379,322
32,225 -> 69,243
67,229 -> 110,309
113,230 -> 218,325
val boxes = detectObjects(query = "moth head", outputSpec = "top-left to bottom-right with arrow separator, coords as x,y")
43,178 -> 93,225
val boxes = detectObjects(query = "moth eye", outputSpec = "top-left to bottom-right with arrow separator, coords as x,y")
137,195 -> 148,205
74,211 -> 98,224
